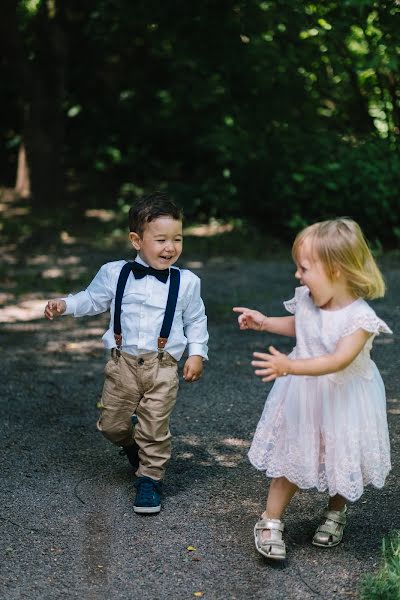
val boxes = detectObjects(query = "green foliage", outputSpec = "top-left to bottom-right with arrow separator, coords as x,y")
1,1 -> 400,246
360,531 -> 400,600
270,135 -> 400,243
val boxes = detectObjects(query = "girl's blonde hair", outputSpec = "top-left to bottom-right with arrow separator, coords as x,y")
292,218 -> 385,299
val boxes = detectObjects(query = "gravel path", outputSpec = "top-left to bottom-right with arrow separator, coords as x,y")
1,256 -> 399,600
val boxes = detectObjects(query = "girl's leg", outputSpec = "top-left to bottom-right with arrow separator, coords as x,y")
261,477 -> 298,542
312,494 -> 347,547
327,494 -> 346,511
254,477 -> 298,560
264,476 -> 298,519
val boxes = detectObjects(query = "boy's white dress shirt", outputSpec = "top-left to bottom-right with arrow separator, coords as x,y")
62,256 -> 208,361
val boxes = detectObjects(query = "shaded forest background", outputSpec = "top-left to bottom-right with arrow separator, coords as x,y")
1,0 -> 400,247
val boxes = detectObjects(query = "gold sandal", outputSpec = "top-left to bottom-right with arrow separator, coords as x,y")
254,517 -> 286,561
312,506 -> 347,547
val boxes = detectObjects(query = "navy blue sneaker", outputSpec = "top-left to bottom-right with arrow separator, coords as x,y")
134,476 -> 162,514
119,442 -> 139,469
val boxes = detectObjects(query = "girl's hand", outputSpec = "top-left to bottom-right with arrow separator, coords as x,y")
233,307 -> 266,331
183,355 -> 203,383
251,346 -> 290,381
44,299 -> 66,320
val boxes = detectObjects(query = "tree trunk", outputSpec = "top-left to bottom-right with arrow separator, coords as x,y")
15,143 -> 31,198
23,2 -> 68,207
0,1 -> 67,207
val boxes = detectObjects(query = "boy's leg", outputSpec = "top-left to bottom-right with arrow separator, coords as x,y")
97,351 -> 142,448
134,353 -> 179,481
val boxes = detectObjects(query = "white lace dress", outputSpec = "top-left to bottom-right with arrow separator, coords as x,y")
248,286 -> 392,502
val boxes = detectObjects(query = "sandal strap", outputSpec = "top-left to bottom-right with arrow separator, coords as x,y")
316,522 -> 343,537
259,537 -> 285,551
254,517 -> 286,559
254,518 -> 284,532
323,508 -> 347,525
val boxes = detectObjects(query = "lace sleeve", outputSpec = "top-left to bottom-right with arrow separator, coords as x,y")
283,286 -> 308,314
342,313 -> 393,337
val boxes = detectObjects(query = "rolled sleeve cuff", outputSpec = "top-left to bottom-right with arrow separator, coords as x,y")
187,343 -> 208,360
62,295 -> 77,316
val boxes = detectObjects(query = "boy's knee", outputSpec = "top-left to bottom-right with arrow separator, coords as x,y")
97,418 -> 132,446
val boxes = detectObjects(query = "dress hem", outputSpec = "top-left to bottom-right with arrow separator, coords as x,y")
250,462 -> 391,502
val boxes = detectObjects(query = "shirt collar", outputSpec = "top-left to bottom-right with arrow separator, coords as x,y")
135,255 -> 149,267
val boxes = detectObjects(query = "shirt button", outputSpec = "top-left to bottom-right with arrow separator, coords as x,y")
138,358 -> 144,365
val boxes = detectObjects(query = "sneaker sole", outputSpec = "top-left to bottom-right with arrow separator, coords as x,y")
133,505 -> 161,514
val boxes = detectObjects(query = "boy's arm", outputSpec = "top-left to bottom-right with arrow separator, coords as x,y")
233,307 -> 296,337
182,276 -> 208,359
183,355 -> 203,382
45,264 -> 115,319
44,299 -> 67,320
252,329 -> 371,381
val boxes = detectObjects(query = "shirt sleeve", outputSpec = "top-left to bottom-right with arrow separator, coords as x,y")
182,275 -> 209,359
342,306 -> 393,337
283,286 -> 308,314
62,263 -> 115,317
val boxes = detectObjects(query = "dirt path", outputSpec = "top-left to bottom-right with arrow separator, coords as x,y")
1,252 -> 399,600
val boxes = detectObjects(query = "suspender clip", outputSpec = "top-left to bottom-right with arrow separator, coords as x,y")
111,347 -> 121,358
157,336 -> 167,350
158,336 -> 167,358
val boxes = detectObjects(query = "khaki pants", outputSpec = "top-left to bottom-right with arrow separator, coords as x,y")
97,350 -> 179,480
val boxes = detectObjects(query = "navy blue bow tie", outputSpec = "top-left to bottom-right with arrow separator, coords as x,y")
131,261 -> 170,283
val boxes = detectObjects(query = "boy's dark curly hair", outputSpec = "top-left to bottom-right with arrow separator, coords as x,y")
128,191 -> 183,235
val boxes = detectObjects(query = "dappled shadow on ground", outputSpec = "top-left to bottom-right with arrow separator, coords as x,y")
1,223 -> 399,600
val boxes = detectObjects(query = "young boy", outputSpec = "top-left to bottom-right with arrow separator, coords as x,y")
44,192 -> 208,514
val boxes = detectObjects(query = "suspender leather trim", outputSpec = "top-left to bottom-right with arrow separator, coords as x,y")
113,262 -> 181,350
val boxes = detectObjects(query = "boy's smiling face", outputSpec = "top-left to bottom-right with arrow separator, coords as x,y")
129,216 -> 183,270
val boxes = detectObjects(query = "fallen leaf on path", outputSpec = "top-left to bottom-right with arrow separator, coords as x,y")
187,546 -> 196,551
194,593 -> 205,598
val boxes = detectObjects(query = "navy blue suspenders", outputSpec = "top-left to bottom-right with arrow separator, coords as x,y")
113,262 -> 181,353
113,262 -> 132,347
157,268 -> 180,351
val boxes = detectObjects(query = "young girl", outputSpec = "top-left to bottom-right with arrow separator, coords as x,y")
233,218 -> 392,561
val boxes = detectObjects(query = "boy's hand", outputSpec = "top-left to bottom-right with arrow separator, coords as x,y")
251,346 -> 290,381
183,355 -> 203,383
233,307 -> 266,331
44,299 -> 67,320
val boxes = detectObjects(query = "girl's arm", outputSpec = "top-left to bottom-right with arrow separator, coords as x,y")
233,307 -> 296,337
252,329 -> 371,381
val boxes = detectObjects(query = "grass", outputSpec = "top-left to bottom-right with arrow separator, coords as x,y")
360,531 -> 400,599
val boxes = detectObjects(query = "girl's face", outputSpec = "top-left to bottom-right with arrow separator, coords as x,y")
294,239 -> 337,309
